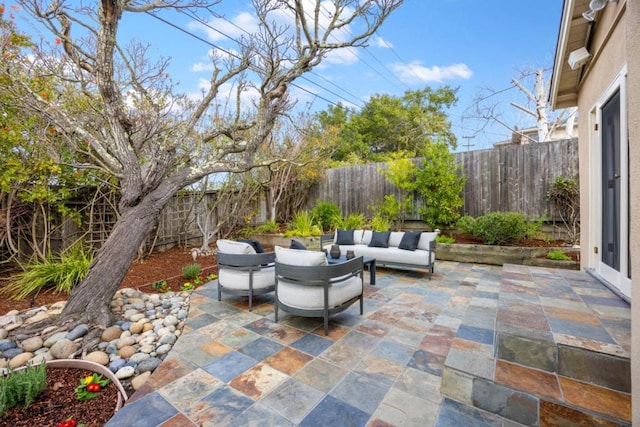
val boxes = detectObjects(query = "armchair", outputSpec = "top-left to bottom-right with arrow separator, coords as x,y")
274,246 -> 364,335
216,239 -> 276,311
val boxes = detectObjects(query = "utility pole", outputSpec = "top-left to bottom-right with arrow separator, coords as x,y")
462,136 -> 475,151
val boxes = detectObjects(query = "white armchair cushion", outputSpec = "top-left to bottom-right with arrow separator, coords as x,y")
217,239 -> 256,254
218,266 -> 275,290
275,246 -> 327,266
277,276 -> 362,310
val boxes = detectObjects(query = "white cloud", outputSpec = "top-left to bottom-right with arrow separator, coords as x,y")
186,11 -> 259,43
392,62 -> 473,84
191,48 -> 240,72
373,36 -> 392,48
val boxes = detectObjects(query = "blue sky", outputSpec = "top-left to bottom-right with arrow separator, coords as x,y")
30,1 -> 566,151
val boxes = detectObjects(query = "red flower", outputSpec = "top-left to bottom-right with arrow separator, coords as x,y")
86,382 -> 101,392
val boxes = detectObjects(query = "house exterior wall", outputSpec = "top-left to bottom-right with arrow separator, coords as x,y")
626,0 -> 639,423
574,4 -> 626,270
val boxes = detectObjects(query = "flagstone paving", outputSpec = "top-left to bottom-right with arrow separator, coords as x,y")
106,261 -> 630,427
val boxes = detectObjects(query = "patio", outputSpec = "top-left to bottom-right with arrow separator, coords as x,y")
106,261 -> 631,426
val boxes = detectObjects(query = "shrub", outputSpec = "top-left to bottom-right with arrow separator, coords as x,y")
547,250 -> 572,261
284,211 -> 323,237
255,220 -> 280,234
182,264 -> 201,280
4,244 -> 93,299
457,212 -> 536,245
338,213 -> 367,230
311,201 -> 341,232
0,363 -> 47,414
151,280 -> 170,293
436,235 -> 456,244
370,214 -> 391,231
547,176 -> 580,244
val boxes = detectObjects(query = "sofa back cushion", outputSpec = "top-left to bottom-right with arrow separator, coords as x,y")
417,232 -> 438,251
236,238 -> 265,253
388,231 -> 405,247
361,230 -> 373,245
217,239 -> 256,254
275,246 -> 328,266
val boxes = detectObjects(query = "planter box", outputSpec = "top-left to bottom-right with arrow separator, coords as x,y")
436,243 -> 579,270
249,234 -> 322,251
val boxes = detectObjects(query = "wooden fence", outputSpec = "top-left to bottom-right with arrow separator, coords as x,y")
308,138 -> 579,222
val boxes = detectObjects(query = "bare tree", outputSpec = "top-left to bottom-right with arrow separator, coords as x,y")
464,68 -> 577,144
2,0 -> 401,328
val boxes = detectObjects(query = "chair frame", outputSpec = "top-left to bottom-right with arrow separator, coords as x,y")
274,257 -> 364,335
216,251 -> 276,311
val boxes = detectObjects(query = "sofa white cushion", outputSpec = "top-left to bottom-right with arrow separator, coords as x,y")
353,229 -> 365,245
388,231 -> 405,248
277,276 -> 362,310
361,230 -> 373,245
217,239 -> 256,255
417,232 -> 438,251
275,246 -> 328,266
218,267 -> 275,290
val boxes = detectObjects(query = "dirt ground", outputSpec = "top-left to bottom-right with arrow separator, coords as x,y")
0,245 -> 218,316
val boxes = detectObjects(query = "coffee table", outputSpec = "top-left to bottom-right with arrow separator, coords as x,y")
327,255 -> 376,285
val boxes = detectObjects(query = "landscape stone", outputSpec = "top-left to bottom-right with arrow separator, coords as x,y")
21,336 -> 44,352
115,365 -> 135,379
0,328 -> 8,339
129,322 -> 144,334
9,352 -> 34,368
118,345 -> 137,359
2,348 -> 23,359
131,371 -> 152,390
116,336 -> 136,349
50,339 -> 78,359
85,351 -> 110,365
66,324 -> 89,340
101,325 -> 123,341
109,358 -> 126,373
0,340 -> 17,351
138,357 -> 162,373
43,332 -> 69,347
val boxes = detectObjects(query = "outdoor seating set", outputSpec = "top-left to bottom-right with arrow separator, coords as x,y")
215,229 -> 438,335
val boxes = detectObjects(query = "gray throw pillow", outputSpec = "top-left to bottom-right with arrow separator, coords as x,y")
237,238 -> 265,253
289,239 -> 307,250
398,231 -> 421,251
368,231 -> 391,248
336,229 -> 355,245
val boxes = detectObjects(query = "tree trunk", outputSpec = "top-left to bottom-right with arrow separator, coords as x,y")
61,198 -> 163,326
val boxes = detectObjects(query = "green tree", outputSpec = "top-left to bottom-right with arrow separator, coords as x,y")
316,87 -> 458,163
2,0 -> 402,328
414,142 -> 466,227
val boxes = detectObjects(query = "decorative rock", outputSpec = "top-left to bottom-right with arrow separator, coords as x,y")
3,348 -> 23,359
118,345 -> 137,359
155,344 -> 172,356
116,336 -> 136,349
42,325 -> 59,335
129,353 -> 151,364
115,365 -> 135,379
142,323 -> 154,333
0,340 -> 17,351
24,311 -> 50,324
138,357 -> 162,373
21,336 -> 44,352
130,313 -> 145,322
0,359 -> 7,369
0,328 -> 8,339
29,352 -> 52,365
163,315 -> 179,327
9,352 -> 34,368
50,339 -> 77,359
85,351 -> 110,365
101,325 -> 122,342
139,344 -> 155,354
120,321 -> 132,331
109,358 -> 126,373
66,324 -> 89,340
131,371 -> 152,390
15,333 -> 29,341
158,333 -> 177,346
129,323 -> 144,334
43,332 -> 68,348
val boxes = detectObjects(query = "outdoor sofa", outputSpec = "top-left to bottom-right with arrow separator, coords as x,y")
321,229 -> 438,279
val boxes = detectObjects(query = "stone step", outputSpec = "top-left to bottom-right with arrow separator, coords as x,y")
440,264 -> 631,426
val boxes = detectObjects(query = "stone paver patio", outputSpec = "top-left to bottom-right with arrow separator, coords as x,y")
106,261 -> 631,426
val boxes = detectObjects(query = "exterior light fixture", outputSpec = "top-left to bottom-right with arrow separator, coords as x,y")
568,47 -> 592,69
582,0 -> 618,22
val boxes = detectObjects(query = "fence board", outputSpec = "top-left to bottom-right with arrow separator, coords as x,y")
309,138 -> 578,222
